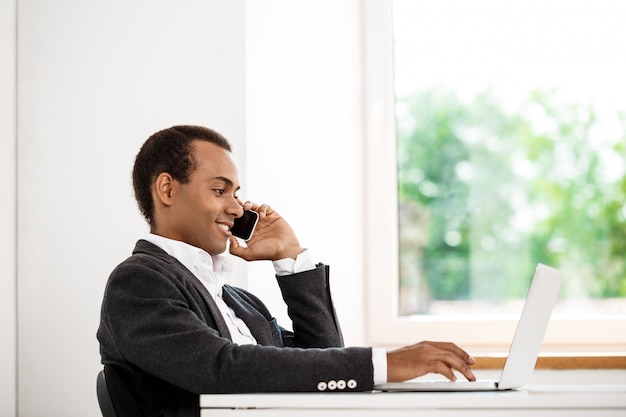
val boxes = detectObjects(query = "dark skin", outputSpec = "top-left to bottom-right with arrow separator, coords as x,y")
151,140 -> 476,383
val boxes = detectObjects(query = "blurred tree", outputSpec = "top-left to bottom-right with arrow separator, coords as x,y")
397,87 -> 626,313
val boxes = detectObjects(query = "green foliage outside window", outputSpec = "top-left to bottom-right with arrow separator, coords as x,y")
397,87 -> 626,313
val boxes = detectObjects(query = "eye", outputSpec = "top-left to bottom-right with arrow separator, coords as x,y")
213,189 -> 225,196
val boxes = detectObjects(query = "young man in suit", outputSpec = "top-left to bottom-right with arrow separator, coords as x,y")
97,125 -> 475,417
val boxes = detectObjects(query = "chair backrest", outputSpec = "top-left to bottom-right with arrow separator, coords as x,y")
97,369 -> 118,417
96,365 -> 144,417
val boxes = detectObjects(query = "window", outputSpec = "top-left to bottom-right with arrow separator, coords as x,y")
363,0 -> 626,351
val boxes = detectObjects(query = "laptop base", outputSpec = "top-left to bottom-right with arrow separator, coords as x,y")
374,380 -> 502,392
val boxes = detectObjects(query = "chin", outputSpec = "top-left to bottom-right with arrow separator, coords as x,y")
206,243 -> 228,256
213,249 -> 228,256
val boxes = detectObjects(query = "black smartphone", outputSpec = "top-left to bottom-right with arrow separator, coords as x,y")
231,210 -> 259,241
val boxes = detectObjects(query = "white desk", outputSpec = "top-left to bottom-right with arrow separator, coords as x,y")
200,385 -> 626,417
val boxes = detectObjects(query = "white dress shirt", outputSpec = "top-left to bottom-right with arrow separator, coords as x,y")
143,233 -> 387,384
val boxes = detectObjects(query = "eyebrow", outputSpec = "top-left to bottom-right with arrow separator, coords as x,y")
211,176 -> 240,191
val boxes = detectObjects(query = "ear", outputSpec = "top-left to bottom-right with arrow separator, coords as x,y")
154,172 -> 176,206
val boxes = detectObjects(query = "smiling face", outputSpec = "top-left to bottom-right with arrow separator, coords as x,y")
152,140 -> 244,255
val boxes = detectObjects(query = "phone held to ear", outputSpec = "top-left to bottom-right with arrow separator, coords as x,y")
231,210 -> 259,241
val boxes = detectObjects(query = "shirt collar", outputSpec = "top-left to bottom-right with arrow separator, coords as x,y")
143,233 -> 232,297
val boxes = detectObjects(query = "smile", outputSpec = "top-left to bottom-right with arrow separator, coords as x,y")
216,222 -> 232,232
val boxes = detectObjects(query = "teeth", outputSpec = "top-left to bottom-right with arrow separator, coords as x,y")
217,223 -> 230,231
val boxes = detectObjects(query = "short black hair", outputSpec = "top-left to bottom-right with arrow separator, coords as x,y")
132,125 -> 232,224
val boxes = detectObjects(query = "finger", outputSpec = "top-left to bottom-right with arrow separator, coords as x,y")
428,341 -> 475,365
418,342 -> 475,381
257,203 -> 271,217
228,236 -> 250,261
228,236 -> 240,251
437,350 -> 476,381
451,360 -> 476,381
430,361 -> 457,382
243,201 -> 270,217
242,201 -> 257,211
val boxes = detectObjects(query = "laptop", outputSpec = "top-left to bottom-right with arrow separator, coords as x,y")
374,263 -> 562,392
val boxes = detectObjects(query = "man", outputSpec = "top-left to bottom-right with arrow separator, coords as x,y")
97,125 -> 475,417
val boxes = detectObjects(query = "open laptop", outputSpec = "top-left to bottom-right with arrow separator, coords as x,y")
374,263 -> 562,392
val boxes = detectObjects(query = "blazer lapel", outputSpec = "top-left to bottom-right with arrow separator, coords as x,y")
221,286 -> 274,346
134,239 -> 282,344
134,240 -> 234,341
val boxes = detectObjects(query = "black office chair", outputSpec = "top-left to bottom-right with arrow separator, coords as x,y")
97,365 -> 143,417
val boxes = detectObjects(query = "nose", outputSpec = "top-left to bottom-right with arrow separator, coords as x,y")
227,197 -> 244,218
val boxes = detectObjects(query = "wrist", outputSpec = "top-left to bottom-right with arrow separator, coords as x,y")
277,246 -> 303,261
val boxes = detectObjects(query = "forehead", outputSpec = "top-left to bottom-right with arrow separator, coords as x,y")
191,140 -> 239,183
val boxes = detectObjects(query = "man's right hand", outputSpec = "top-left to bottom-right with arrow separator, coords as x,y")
386,341 -> 476,382
229,202 -> 303,262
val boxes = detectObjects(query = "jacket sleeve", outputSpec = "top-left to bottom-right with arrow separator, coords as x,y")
275,264 -> 345,348
98,260 -> 374,395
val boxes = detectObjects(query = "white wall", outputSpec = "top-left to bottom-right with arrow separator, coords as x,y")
0,0 -> 17,415
245,0 -> 365,345
16,1 -> 245,416
7,1 -> 366,416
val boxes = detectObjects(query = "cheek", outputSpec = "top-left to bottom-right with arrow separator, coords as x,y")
180,189 -> 215,215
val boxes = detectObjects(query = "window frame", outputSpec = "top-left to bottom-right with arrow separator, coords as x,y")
361,0 -> 626,353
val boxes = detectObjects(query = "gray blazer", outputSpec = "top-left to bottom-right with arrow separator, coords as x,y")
97,240 -> 373,417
